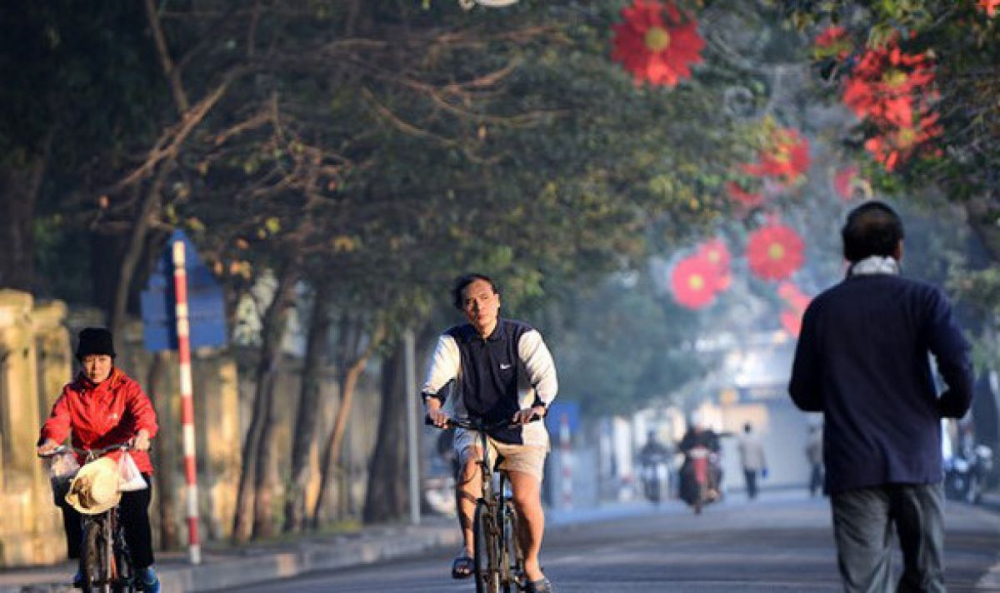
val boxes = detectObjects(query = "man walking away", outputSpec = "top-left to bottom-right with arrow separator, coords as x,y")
789,201 -> 974,593
806,425 -> 824,497
737,423 -> 766,500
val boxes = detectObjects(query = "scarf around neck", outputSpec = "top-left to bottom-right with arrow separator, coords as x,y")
848,255 -> 900,277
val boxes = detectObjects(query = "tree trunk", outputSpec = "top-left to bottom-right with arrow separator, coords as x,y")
363,339 -> 409,524
251,261 -> 300,540
0,148 -> 48,292
147,351 -> 179,549
231,260 -> 298,543
283,280 -> 333,533
310,318 -> 383,527
108,168 -> 167,338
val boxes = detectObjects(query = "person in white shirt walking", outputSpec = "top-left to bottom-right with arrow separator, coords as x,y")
737,423 -> 767,500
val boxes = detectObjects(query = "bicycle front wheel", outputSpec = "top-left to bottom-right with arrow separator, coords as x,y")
473,501 -> 501,593
82,520 -> 112,593
501,499 -> 524,593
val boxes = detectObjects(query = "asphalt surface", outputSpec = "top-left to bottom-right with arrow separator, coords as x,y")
219,493 -> 1000,592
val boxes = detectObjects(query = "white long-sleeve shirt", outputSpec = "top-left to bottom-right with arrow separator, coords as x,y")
422,318 -> 558,446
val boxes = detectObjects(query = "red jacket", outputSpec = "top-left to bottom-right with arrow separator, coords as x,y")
39,368 -> 159,474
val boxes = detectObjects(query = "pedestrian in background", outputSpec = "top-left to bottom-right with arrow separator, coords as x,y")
737,422 -> 766,500
805,425 -> 823,497
789,201 -> 974,593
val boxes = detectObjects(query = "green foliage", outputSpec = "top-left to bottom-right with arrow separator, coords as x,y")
552,273 -> 706,416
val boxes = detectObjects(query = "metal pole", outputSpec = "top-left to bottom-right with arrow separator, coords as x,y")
560,413 -> 572,510
404,329 -> 421,525
172,239 -> 202,564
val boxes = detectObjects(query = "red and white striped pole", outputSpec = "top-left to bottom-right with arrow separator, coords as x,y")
172,239 -> 202,565
559,413 -> 572,510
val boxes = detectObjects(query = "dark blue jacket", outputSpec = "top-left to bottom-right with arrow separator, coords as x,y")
788,273 -> 973,493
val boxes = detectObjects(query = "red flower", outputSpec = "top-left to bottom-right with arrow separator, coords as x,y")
981,0 -> 1000,17
611,1 -> 705,87
781,310 -> 804,337
726,181 -> 765,209
698,239 -> 730,271
814,26 -> 852,60
864,112 -> 943,171
778,282 -> 811,337
671,254 -> 720,309
778,281 -> 811,312
746,224 -> 805,281
833,165 -> 860,201
742,128 -> 811,186
841,40 -> 936,128
697,239 -> 732,292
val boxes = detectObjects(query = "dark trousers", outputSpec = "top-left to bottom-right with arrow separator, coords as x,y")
62,475 -> 155,569
831,483 -> 945,593
744,470 -> 758,499
810,463 -> 824,496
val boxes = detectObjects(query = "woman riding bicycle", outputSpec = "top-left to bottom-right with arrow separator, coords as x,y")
35,328 -> 161,593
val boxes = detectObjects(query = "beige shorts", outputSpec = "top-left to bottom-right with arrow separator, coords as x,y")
454,429 -> 548,483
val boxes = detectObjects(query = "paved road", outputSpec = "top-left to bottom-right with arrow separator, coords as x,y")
219,493 -> 1000,592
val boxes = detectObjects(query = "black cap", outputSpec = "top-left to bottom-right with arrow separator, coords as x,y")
76,328 -> 116,360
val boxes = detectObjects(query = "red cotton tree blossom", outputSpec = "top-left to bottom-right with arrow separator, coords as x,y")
833,165 -> 860,201
726,181 -> 765,209
981,0 -> 1000,17
742,128 -> 811,186
864,112 -> 943,171
841,40 -> 936,128
611,0 -> 705,87
814,26 -> 852,60
746,223 -> 805,281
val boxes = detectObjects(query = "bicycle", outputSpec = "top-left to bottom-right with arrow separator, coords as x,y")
429,416 -> 536,593
42,443 -> 139,593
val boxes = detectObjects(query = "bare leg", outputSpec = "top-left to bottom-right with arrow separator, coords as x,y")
456,448 -> 482,558
509,470 -> 546,582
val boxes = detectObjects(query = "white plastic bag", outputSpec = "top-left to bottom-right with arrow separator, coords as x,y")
117,452 -> 148,492
48,451 -> 80,506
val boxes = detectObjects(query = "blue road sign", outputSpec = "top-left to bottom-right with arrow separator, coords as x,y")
547,400 -> 581,435
140,230 -> 228,352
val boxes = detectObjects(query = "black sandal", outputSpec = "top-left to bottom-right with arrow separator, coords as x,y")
451,555 -> 474,579
526,578 -> 554,593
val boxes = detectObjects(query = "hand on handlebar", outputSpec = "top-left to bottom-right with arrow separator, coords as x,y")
512,406 -> 545,425
36,439 -> 61,457
130,429 -> 152,452
426,408 -> 450,429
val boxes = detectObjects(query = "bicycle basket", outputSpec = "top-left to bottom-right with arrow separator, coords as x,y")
47,451 -> 80,507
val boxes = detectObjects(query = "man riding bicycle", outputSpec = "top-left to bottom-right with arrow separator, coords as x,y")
36,328 -> 161,593
424,274 -> 558,593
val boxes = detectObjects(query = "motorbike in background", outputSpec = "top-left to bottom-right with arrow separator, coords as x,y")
640,453 -> 671,505
945,444 -> 994,504
679,446 -> 720,514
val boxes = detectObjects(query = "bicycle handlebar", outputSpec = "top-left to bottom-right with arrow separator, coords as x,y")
425,414 -> 543,431
39,442 -> 133,459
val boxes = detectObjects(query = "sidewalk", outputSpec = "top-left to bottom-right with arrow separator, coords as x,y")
0,502 -> 658,593
0,517 -> 461,593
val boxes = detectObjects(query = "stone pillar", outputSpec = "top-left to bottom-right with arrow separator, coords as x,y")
0,290 -> 41,477
33,300 -> 72,418
0,290 -> 66,567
